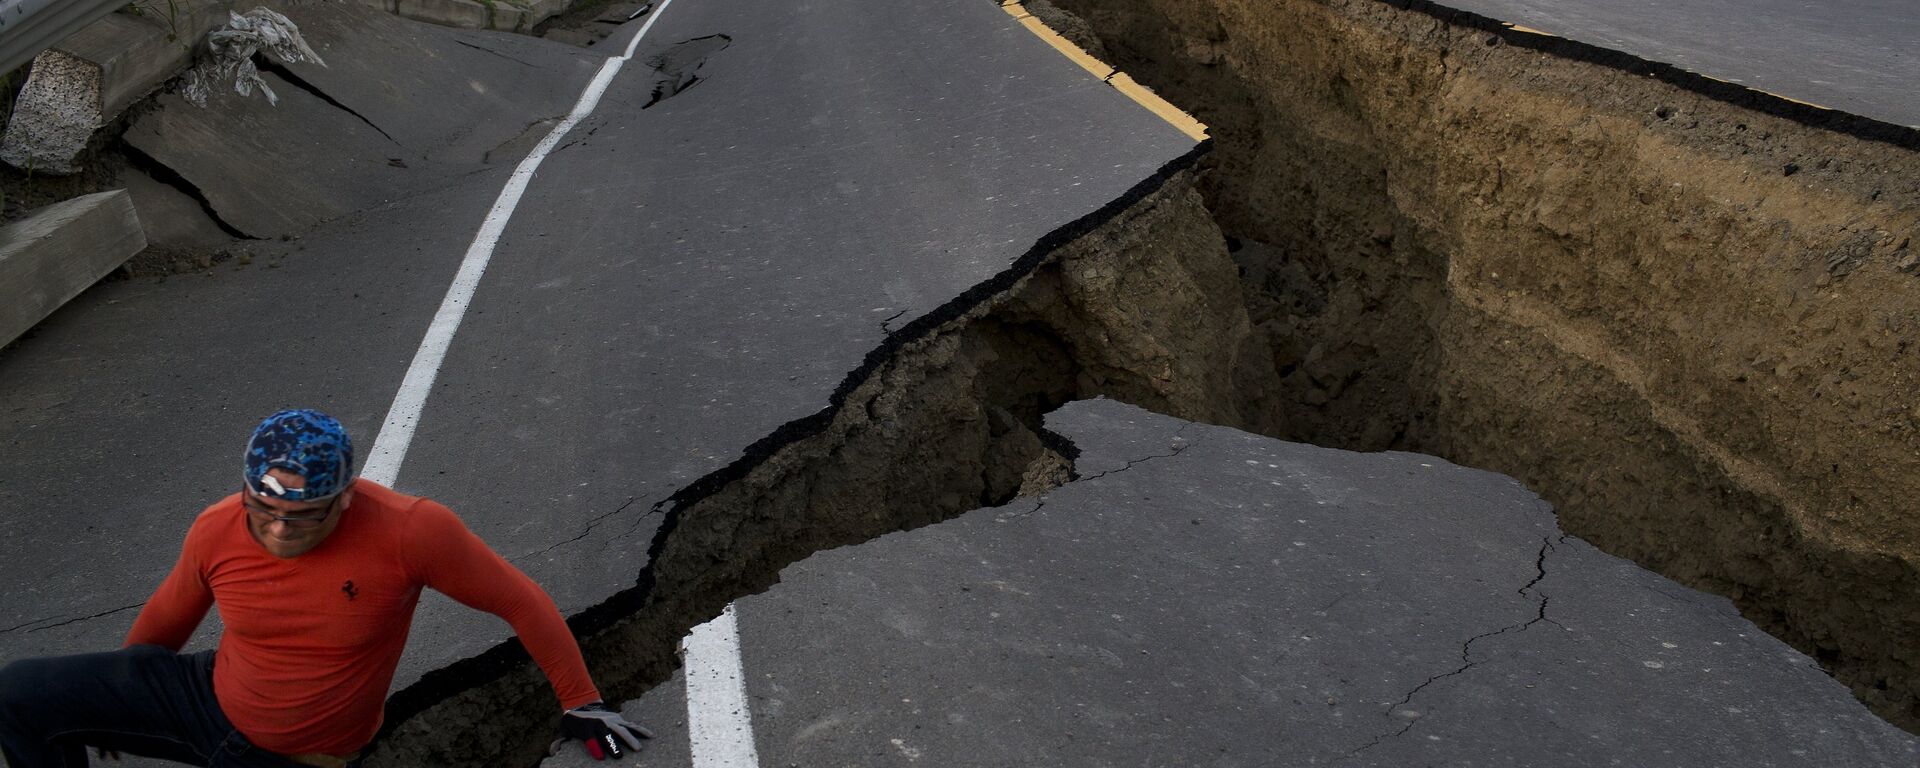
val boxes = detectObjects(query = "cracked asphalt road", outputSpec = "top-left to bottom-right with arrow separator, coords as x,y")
0,0 -> 1193,757
10,1 -> 1910,765
565,398 -> 1920,767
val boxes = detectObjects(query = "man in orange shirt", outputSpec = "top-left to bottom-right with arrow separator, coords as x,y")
0,410 -> 650,767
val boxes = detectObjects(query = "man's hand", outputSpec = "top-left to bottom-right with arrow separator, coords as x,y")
553,701 -> 654,761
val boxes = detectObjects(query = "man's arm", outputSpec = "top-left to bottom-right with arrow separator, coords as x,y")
124,520 -> 214,650
404,501 -> 601,709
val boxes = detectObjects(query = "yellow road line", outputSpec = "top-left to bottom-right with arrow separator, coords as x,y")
1016,14 -> 1114,80
1106,73 -> 1208,140
1000,1 -> 1208,141
1694,73 -> 1833,110
1759,91 -> 1833,111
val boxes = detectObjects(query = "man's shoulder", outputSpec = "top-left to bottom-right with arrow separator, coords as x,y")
351,479 -> 453,517
194,493 -> 241,520
186,494 -> 242,536
352,479 -> 462,536
358,483 -> 471,575
351,478 -> 414,508
180,494 -> 249,561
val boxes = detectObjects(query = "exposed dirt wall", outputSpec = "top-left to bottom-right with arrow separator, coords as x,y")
1050,0 -> 1920,730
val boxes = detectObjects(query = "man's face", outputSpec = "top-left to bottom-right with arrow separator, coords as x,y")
243,468 -> 351,558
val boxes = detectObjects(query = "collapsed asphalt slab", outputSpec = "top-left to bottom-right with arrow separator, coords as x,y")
253,1 -> 604,165
570,398 -> 1920,766
125,68 -> 423,239
122,1 -> 600,239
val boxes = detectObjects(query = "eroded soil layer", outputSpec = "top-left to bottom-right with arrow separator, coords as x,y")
1050,0 -> 1920,731
367,154 -> 1294,764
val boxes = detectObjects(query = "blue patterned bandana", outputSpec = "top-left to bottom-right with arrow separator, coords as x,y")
243,409 -> 355,501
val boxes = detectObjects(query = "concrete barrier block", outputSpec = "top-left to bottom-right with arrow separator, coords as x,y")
341,0 -> 574,31
0,190 -> 147,350
62,10 -> 196,119
494,4 -> 533,32
393,0 -> 493,29
389,0 -> 574,31
0,49 -> 99,175
519,0 -> 572,28
0,4 -> 225,175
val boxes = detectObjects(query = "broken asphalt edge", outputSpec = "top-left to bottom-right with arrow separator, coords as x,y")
997,0 -> 1209,141
369,139 -> 1214,751
1374,0 -> 1920,151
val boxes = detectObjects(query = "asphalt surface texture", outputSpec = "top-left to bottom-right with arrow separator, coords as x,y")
1433,0 -> 1920,128
552,398 -> 1920,767
4,0 -> 1916,765
0,0 -> 1194,760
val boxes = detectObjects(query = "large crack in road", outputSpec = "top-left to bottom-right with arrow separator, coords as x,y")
262,0 -> 1920,756
364,152 -> 1288,763
1049,0 -> 1920,734
0,3 -> 1222,761
8,0 -> 1917,761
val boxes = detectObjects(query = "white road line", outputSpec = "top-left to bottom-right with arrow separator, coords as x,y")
347,4 -> 761,763
685,604 -> 762,768
359,0 -> 679,485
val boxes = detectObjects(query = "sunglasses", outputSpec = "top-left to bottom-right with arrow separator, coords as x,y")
242,487 -> 340,530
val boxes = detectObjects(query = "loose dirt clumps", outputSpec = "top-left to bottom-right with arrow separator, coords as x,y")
1051,0 -> 1920,732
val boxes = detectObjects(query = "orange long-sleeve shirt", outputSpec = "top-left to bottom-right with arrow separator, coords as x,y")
125,479 -> 600,755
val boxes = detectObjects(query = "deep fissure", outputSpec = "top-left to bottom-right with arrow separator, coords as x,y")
1049,0 -> 1920,734
365,150 -> 1281,764
339,0 -> 1920,758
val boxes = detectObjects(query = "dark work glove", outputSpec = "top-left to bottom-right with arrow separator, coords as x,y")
553,701 -> 654,761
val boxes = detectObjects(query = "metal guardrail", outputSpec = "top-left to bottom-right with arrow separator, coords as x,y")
0,0 -> 129,76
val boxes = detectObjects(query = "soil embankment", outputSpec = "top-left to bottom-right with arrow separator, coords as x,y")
1048,0 -> 1920,732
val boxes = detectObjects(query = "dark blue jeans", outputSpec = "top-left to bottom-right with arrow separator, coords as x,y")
0,645 -> 325,768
